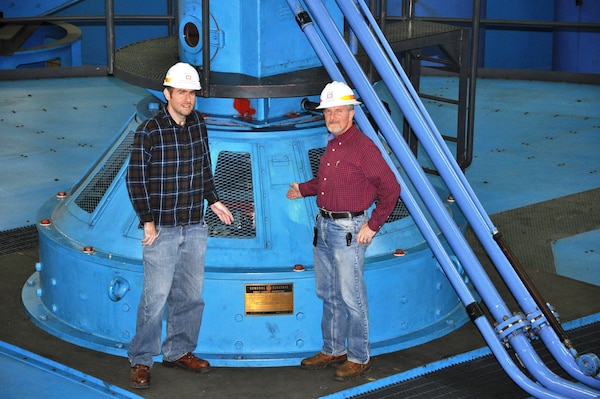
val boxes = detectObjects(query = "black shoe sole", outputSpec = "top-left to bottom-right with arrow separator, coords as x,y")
300,358 -> 347,370
130,381 -> 150,389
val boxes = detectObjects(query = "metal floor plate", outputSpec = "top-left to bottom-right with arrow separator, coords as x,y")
0,340 -> 143,399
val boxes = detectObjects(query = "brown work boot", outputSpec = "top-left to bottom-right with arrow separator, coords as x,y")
300,352 -> 347,370
334,360 -> 371,381
130,364 -> 151,389
163,352 -> 211,373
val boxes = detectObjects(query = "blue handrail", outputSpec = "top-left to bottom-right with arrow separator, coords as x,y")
288,0 -> 600,397
344,0 -> 600,389
285,2 -> 565,398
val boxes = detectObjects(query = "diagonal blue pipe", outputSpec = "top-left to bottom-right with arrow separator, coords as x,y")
352,0 -> 494,230
286,1 -> 584,398
353,0 -> 600,385
345,0 -> 600,388
297,0 -> 600,397
332,0 -> 600,394
331,0 -> 600,395
286,2 -> 569,398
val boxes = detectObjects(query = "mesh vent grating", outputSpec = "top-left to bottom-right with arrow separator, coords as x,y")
74,132 -> 135,214
387,197 -> 410,222
308,147 -> 408,222
206,151 -> 256,238
308,147 -> 325,177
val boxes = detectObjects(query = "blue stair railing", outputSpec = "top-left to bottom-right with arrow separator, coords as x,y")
286,0 -> 600,397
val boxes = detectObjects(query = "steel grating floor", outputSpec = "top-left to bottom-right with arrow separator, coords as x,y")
0,225 -> 38,256
342,319 -> 600,399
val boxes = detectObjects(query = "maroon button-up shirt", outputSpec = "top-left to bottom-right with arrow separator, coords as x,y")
299,124 -> 400,231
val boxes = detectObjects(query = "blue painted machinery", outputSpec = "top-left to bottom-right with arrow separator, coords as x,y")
22,0 -> 600,397
22,0 -> 471,366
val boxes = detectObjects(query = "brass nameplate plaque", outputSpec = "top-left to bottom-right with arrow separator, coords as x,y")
244,283 -> 293,315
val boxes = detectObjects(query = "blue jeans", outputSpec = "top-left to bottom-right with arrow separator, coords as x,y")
128,223 -> 208,367
314,213 -> 370,364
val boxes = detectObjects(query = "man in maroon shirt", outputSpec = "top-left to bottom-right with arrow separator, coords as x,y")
287,81 -> 400,381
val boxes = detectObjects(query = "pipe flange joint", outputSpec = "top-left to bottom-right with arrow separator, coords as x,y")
495,313 -> 529,343
528,305 -> 560,333
576,352 -> 600,377
528,309 -> 547,331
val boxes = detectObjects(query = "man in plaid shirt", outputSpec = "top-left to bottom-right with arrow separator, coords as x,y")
126,62 -> 233,389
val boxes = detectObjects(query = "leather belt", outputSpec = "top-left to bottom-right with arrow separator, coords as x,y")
319,209 -> 365,219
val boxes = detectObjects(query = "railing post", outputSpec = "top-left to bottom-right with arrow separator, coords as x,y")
105,0 -> 115,75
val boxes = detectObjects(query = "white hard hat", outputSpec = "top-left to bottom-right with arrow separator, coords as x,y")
316,81 -> 361,109
163,62 -> 201,90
